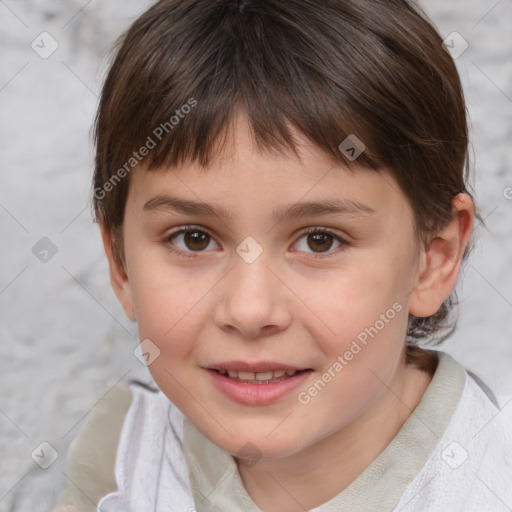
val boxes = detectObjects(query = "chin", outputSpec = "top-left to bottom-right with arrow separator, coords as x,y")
208,428 -> 307,461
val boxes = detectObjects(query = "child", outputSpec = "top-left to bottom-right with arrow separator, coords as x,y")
50,0 -> 512,510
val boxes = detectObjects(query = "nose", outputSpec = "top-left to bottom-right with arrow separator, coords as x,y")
213,254 -> 292,339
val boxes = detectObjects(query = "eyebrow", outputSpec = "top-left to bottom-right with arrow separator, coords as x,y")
143,195 -> 376,222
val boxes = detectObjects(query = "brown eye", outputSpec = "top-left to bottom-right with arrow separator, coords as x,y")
294,228 -> 347,258
306,232 -> 334,253
164,227 -> 218,256
183,230 -> 210,251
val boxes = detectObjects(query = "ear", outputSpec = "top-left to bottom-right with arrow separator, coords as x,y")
409,193 -> 474,317
100,223 -> 136,321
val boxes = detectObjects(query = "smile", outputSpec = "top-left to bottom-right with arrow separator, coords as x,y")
215,369 -> 300,383
205,366 -> 313,405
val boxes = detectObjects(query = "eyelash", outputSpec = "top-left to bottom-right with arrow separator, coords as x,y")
162,225 -> 349,260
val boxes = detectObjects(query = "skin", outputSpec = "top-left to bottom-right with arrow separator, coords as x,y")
101,114 -> 474,511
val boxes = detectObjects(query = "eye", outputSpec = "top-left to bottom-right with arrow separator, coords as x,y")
293,228 -> 347,259
162,225 -> 348,259
163,225 -> 219,257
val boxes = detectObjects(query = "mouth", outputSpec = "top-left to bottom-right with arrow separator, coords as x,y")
204,362 -> 314,404
210,368 -> 307,384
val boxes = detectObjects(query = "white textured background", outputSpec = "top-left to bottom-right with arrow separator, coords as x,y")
0,1 -> 511,510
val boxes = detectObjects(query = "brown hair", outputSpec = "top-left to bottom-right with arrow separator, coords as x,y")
93,0 -> 477,371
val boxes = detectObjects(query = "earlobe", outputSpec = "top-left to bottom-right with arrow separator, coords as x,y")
99,223 -> 136,321
409,193 -> 474,317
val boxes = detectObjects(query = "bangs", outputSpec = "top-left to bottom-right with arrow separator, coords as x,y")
95,0 -> 415,179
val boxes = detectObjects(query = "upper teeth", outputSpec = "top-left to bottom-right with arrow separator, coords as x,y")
218,369 -> 298,380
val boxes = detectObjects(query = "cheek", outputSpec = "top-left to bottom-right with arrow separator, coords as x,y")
128,244 -> 201,327
300,254 -> 411,392
309,264 -> 407,344
129,266 -> 206,404
298,284 -> 408,431
127,259 -> 206,368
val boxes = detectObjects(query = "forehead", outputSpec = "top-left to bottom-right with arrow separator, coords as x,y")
126,115 -> 413,227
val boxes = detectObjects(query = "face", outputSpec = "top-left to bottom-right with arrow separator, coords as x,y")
116,115 -> 425,459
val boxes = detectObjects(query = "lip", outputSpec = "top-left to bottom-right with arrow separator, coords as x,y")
205,361 -> 303,372
206,368 -> 314,405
